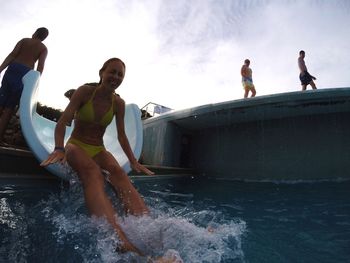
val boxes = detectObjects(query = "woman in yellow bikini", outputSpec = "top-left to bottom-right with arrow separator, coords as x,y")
41,58 -> 154,255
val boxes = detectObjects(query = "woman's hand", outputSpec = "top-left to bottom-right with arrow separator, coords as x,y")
40,149 -> 66,167
130,161 -> 155,175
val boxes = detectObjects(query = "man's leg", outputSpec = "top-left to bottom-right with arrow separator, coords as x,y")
0,107 -> 15,142
310,80 -> 317,90
251,87 -> 256,97
244,87 -> 249,98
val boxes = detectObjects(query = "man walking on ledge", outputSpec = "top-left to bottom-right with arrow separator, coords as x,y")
241,59 -> 256,98
0,27 -> 49,144
298,50 -> 317,91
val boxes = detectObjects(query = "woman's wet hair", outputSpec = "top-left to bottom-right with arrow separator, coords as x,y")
98,58 -> 125,84
64,89 -> 76,99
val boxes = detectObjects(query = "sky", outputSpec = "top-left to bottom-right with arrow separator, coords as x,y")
0,0 -> 350,111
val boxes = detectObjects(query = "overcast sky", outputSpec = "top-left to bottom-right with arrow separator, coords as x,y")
0,0 -> 349,111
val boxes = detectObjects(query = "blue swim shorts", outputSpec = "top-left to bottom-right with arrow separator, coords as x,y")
0,63 -> 31,109
299,71 -> 313,86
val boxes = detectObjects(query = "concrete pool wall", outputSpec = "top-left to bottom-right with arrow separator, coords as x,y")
142,88 -> 350,181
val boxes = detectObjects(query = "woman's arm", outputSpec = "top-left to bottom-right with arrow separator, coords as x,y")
115,97 -> 137,162
115,96 -> 154,175
41,86 -> 85,166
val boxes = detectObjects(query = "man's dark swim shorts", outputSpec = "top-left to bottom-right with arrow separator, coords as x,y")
299,71 -> 314,86
0,63 -> 31,108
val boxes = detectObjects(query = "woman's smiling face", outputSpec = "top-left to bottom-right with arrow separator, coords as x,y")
100,60 -> 125,90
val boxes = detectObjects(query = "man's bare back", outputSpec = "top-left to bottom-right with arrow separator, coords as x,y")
0,27 -> 48,74
0,27 -> 49,143
13,38 -> 47,71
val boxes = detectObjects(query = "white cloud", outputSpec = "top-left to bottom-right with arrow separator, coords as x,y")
0,0 -> 349,111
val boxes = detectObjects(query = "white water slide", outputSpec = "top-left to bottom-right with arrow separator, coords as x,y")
19,70 -> 143,181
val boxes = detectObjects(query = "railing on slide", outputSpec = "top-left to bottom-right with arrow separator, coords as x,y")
141,102 -> 172,120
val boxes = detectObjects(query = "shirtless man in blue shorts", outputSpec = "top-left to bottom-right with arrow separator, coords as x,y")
298,50 -> 317,91
0,27 -> 49,143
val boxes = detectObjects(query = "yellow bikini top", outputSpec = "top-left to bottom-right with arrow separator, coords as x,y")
75,88 -> 114,127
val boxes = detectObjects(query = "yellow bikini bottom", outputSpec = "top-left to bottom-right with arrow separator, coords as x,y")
67,137 -> 105,158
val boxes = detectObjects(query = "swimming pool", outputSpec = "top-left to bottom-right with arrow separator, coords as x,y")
1,176 -> 349,262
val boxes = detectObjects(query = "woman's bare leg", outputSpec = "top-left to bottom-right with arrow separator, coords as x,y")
94,150 -> 149,216
65,144 -> 142,254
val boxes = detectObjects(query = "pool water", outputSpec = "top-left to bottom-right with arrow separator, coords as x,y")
0,176 -> 349,262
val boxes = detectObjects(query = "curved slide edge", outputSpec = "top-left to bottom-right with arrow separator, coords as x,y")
20,70 -> 143,181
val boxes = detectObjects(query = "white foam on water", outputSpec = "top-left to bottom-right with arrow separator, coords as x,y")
0,199 -> 31,262
122,213 -> 246,262
37,182 -> 247,262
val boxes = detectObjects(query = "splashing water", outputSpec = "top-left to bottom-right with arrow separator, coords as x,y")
2,176 -> 350,262
0,179 -> 245,262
